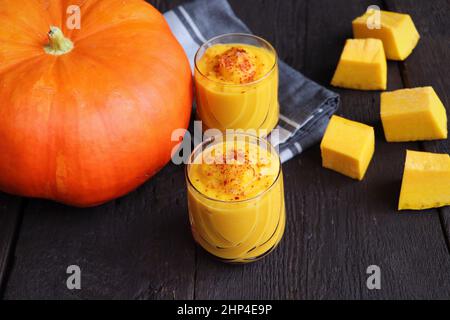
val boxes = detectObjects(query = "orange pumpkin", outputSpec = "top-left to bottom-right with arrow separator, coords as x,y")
0,0 -> 193,207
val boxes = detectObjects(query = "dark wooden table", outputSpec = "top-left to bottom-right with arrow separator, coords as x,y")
0,0 -> 449,300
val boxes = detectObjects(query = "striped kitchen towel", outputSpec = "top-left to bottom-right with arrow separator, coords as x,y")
164,0 -> 339,163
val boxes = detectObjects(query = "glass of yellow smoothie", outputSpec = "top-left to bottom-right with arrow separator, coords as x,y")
194,34 -> 279,135
185,133 -> 285,263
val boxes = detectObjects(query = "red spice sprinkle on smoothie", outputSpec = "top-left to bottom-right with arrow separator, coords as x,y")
214,47 -> 257,83
190,142 -> 278,201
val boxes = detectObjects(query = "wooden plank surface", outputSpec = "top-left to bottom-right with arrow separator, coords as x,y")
194,0 -> 310,300
3,164 -> 196,299
193,0 -> 450,300
0,194 -> 23,296
385,0 -> 450,252
292,0 -> 450,299
1,0 -> 450,299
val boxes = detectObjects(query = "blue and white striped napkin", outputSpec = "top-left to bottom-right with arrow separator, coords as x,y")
164,0 -> 339,163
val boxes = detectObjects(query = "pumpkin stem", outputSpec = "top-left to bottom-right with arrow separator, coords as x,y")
44,26 -> 74,56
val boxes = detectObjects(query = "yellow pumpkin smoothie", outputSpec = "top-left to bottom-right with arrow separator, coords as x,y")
194,34 -> 279,134
186,134 -> 285,263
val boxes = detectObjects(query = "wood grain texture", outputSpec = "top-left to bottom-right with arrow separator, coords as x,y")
302,0 -> 450,298
194,0 -> 450,299
0,194 -> 23,297
193,0 -> 309,300
385,0 -> 450,253
3,164 -> 196,299
303,0 -> 450,299
1,0 -> 449,300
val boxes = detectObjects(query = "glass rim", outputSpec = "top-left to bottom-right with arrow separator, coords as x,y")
185,133 -> 282,204
194,33 -> 278,87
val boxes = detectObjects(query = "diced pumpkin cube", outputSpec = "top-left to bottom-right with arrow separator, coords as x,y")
353,9 -> 420,61
381,87 -> 448,142
331,38 -> 387,90
320,115 -> 375,180
398,150 -> 450,210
